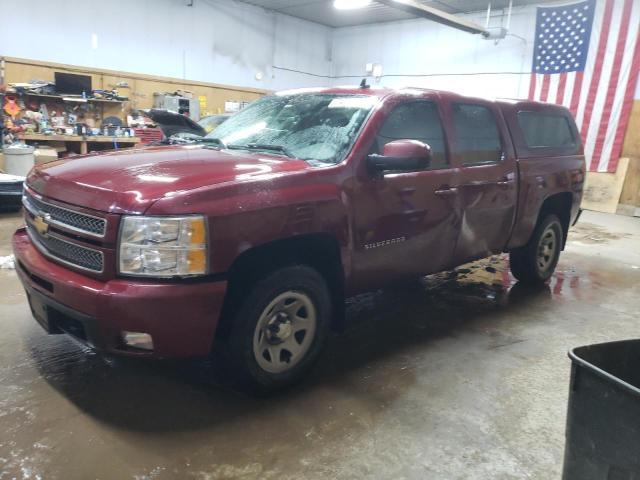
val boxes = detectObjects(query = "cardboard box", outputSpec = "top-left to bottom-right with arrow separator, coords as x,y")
34,147 -> 59,165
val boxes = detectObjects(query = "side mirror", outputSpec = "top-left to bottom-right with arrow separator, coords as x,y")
367,139 -> 432,174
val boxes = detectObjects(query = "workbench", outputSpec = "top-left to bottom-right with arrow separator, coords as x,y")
17,133 -> 141,154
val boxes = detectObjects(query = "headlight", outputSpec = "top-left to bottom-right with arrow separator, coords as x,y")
118,215 -> 208,277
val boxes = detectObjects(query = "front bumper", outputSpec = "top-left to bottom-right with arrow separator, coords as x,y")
12,227 -> 228,358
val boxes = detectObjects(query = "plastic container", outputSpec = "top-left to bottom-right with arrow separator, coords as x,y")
563,340 -> 640,479
3,144 -> 35,176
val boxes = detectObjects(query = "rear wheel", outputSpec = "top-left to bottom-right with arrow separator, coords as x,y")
510,214 -> 563,284
225,265 -> 330,394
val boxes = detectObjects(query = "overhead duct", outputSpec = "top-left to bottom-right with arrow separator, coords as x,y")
375,0 -> 490,36
481,0 -> 513,41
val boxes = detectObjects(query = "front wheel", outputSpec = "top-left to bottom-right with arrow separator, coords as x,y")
509,214 -> 563,284
225,265 -> 331,394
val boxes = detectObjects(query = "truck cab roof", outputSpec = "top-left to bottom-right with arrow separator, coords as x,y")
278,85 -> 572,114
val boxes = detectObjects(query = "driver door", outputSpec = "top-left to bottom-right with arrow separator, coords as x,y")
351,98 -> 462,291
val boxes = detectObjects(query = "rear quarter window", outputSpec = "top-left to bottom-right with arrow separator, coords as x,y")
517,111 -> 576,149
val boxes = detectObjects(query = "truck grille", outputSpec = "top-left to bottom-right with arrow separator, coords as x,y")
26,226 -> 104,273
23,191 -> 106,237
0,181 -> 23,194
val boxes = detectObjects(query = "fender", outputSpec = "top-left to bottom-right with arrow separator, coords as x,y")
146,166 -> 353,279
507,155 -> 585,249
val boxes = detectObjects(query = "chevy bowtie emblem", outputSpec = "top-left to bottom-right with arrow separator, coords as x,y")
33,214 -> 50,236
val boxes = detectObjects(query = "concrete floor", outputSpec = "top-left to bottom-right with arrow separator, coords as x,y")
0,210 -> 638,480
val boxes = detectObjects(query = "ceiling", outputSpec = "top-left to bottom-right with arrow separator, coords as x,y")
241,0 -> 556,28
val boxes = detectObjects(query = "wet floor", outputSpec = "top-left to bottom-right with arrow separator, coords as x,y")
0,210 -> 639,479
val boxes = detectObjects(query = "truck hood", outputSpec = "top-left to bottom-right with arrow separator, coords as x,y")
26,145 -> 310,214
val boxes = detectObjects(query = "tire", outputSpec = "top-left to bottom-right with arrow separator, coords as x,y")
224,264 -> 331,394
510,214 -> 563,284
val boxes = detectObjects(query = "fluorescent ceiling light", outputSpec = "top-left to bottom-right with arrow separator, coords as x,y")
334,0 -> 372,10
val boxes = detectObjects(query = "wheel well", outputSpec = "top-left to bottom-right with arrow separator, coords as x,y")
217,234 -> 346,338
538,192 -> 572,249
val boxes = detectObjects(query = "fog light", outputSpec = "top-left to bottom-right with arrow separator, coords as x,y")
122,331 -> 154,351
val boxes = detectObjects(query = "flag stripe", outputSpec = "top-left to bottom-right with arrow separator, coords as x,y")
590,0 -> 634,171
600,0 -> 640,172
556,72 -> 568,104
563,71 -> 576,108
569,71 -> 584,116
576,0 -> 606,130
608,12 -> 640,171
540,74 -> 551,102
584,0 -> 624,169
580,0 -> 615,142
548,74 -> 560,103
534,73 -> 544,100
528,73 -> 537,100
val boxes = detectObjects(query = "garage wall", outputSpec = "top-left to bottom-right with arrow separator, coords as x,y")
0,0 -> 333,91
2,57 -> 267,119
331,6 -> 539,98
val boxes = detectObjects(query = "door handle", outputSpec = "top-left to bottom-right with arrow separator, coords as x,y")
497,179 -> 514,188
434,187 -> 459,197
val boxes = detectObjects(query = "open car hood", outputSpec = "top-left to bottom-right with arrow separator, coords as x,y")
143,109 -> 206,138
0,173 -> 25,183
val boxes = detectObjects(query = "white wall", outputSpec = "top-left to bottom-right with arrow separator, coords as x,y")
0,0 -> 333,91
331,6 -> 538,99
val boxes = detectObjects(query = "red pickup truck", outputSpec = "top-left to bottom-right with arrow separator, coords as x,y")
13,86 -> 585,392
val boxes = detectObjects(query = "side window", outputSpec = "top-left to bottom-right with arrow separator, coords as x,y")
375,101 -> 448,169
517,111 -> 576,148
452,103 -> 502,165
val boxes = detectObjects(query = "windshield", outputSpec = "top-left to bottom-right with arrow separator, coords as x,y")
208,93 -> 377,165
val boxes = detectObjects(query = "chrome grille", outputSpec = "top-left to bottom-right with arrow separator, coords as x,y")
27,226 -> 104,273
23,191 -> 106,237
0,181 -> 23,194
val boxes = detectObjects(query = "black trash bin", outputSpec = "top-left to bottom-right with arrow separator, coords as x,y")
563,340 -> 640,479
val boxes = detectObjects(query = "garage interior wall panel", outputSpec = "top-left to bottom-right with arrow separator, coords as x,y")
331,7 -> 538,99
3,58 -> 266,117
0,0 -> 333,91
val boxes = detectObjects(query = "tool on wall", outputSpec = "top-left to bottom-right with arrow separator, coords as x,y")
3,96 -> 20,118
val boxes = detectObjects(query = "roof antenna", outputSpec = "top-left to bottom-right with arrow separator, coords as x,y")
360,78 -> 370,89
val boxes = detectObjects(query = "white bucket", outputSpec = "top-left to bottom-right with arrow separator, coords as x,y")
3,144 -> 35,176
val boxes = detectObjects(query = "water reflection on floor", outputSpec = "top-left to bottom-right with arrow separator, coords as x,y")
1,211 -> 639,479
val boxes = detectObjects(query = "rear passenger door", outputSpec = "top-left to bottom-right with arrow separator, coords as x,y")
447,100 -> 518,262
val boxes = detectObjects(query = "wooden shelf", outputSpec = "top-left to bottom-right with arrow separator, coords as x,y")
18,133 -> 140,143
7,91 -> 126,103
87,98 -> 125,104
17,133 -> 141,154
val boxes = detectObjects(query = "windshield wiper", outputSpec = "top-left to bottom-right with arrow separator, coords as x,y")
228,143 -> 294,158
194,137 -> 227,149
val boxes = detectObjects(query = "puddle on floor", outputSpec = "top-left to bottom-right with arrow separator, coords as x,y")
569,222 -> 631,244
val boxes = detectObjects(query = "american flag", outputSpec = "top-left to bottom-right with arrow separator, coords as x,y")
528,0 -> 640,172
